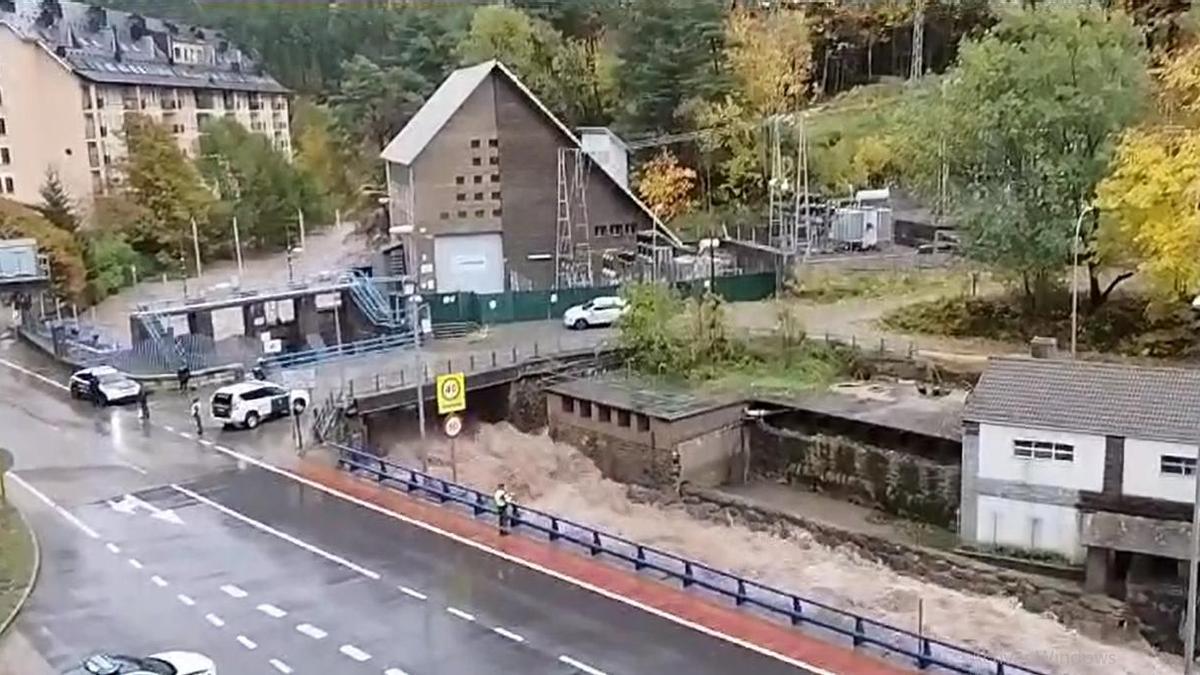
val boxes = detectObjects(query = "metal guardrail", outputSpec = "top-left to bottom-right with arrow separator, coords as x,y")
264,333 -> 416,370
331,445 -> 1044,675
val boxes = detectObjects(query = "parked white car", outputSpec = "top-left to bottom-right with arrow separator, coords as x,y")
66,651 -> 215,675
562,296 -> 627,330
210,380 -> 310,430
68,366 -> 142,405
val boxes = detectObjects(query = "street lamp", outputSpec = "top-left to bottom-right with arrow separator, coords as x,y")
1186,294 -> 1200,675
1070,204 -> 1096,358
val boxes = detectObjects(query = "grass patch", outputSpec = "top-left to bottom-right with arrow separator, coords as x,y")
785,269 -> 962,304
703,340 -> 855,396
0,503 -> 35,631
881,292 -> 1198,358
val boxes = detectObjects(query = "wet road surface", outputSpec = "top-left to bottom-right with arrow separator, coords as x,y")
0,339 -> 813,674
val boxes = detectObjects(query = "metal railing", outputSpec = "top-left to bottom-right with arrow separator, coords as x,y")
343,271 -> 401,329
332,445 -> 1043,675
264,333 -> 415,370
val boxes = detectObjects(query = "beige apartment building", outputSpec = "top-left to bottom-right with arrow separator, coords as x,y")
0,1 -> 288,211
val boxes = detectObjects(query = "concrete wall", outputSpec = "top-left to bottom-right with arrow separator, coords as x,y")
676,424 -> 743,487
1122,438 -> 1200,504
975,495 -> 1083,562
978,422 -> 1105,492
0,27 -> 92,209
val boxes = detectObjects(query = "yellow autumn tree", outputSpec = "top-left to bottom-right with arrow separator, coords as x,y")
725,9 -> 813,116
634,150 -> 697,222
1097,37 -> 1200,304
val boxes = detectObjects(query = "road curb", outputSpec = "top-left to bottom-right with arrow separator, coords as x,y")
0,502 -> 41,639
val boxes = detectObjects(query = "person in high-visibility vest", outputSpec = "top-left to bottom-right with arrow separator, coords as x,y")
190,397 -> 204,436
493,483 -> 513,536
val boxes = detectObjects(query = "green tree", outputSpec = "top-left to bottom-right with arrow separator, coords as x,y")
293,99 -> 367,215
895,7 -> 1148,311
84,231 -> 141,300
37,169 -> 79,233
0,199 -> 87,301
121,115 -> 215,266
198,118 -> 329,251
329,55 -> 431,151
618,0 -> 728,132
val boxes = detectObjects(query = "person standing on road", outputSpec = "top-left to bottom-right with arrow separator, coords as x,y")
88,376 -> 103,407
251,358 -> 266,381
494,483 -> 513,536
190,397 -> 204,436
177,364 -> 190,393
137,388 -> 150,421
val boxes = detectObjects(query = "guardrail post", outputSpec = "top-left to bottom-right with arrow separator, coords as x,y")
446,358 -> 452,373
918,637 -> 931,670
377,459 -> 386,481
400,370 -> 405,386
491,351 -> 497,367
435,479 -> 446,502
549,518 -> 561,541
735,579 -> 746,606
511,346 -> 517,363
852,616 -> 864,646
879,337 -> 885,354
851,334 -> 857,349
590,531 -> 601,555
791,597 -> 802,625
423,364 -> 430,381
374,374 -> 380,391
534,341 -> 539,357
471,492 -> 484,515
682,561 -> 694,587
470,355 -> 475,371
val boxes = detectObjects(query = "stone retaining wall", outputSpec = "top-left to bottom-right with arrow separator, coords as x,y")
628,485 -> 1141,646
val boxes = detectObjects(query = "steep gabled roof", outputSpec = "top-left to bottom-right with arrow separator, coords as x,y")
964,356 -> 1200,445
380,60 -> 682,248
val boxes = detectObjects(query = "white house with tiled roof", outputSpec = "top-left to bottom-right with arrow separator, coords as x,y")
962,355 -> 1200,592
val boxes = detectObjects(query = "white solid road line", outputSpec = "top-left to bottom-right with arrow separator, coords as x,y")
558,655 -> 607,675
296,623 -> 327,640
168,440 -> 838,675
445,607 -> 475,622
398,585 -> 427,601
236,635 -> 258,650
7,472 -> 101,539
128,558 -> 143,570
492,627 -> 525,643
171,483 -> 382,580
177,594 -> 196,607
220,584 -> 249,599
151,575 -> 168,588
199,439 -> 214,447
204,613 -> 225,628
0,358 -> 68,391
338,644 -> 372,662
268,659 -> 294,674
256,604 -> 288,619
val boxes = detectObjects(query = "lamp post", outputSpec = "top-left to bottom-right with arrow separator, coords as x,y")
1186,293 -> 1200,675
1070,205 -> 1096,358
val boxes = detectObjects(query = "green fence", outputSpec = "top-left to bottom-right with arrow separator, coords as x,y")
426,272 -> 776,326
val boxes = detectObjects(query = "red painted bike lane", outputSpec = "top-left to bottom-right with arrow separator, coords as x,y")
299,461 -> 912,675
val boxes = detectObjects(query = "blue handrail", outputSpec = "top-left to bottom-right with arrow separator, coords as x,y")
265,333 -> 414,370
331,445 -> 1045,675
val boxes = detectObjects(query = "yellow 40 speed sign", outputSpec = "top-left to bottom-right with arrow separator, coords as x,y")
436,372 -> 466,415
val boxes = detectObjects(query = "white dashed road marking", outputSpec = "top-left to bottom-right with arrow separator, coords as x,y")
558,655 -> 607,675
269,659 -> 293,674
177,594 -> 196,607
385,669 -> 410,675
445,607 -> 476,622
106,543 -> 120,554
236,635 -> 257,650
296,624 -> 327,640
178,432 -> 193,440
162,425 -> 175,432
492,627 -> 525,643
172,484 -> 381,580
205,613 -> 225,628
221,584 -> 248,599
128,558 -> 143,570
398,586 -> 427,601
199,439 -> 214,447
257,604 -> 287,619
338,644 -> 371,662
151,575 -> 168,587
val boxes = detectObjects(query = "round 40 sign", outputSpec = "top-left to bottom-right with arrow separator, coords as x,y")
435,372 -> 466,415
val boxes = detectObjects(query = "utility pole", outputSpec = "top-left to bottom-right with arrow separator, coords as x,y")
911,0 -> 926,80
410,296 -> 428,469
190,218 -> 203,279
232,215 -> 243,280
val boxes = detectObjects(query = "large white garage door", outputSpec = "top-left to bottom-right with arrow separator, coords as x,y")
434,233 -> 505,293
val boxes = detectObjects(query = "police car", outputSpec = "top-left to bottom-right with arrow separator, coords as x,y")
210,380 -> 310,429
66,651 -> 215,675
68,366 -> 142,405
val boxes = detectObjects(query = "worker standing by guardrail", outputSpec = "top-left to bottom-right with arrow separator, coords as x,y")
494,483 -> 512,536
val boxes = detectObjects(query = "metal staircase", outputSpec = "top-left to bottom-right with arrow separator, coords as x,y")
342,272 -> 401,330
135,311 -> 187,367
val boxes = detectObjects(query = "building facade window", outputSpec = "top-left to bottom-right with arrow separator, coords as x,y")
637,414 -> 650,432
488,138 -> 499,148
2,177 -> 13,194
1162,455 -> 1196,477
455,176 -> 465,185
457,210 -> 467,218
490,191 -> 501,200
492,208 -> 502,217
0,148 -> 9,166
474,175 -> 483,184
617,410 -> 631,427
470,139 -> 481,149
474,209 -> 485,218
579,401 -> 592,418
488,156 -> 499,165
456,193 -> 466,202
597,405 -> 611,422
439,212 -> 449,220
561,396 -> 575,413
1013,439 -> 1074,462
491,173 -> 500,183
594,225 -> 607,237
0,118 -> 6,136
472,157 -> 482,166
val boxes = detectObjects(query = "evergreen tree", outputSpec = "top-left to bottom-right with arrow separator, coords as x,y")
38,169 -> 79,233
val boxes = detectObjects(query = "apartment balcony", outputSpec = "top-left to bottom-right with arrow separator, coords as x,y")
271,100 -> 286,111
122,98 -> 138,111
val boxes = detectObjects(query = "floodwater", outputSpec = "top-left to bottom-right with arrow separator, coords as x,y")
386,423 -> 1177,675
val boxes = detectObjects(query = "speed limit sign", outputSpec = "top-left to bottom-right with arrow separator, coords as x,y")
436,372 -> 466,414
443,413 -> 463,438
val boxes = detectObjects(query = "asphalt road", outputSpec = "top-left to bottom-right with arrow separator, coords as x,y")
0,337 -> 810,675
